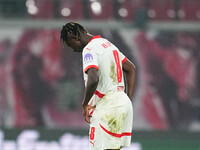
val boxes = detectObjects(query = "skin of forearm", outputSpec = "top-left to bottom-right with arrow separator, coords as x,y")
82,70 -> 99,106
83,81 -> 98,106
125,68 -> 136,100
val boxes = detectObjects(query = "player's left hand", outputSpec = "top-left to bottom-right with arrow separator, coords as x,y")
82,105 -> 96,123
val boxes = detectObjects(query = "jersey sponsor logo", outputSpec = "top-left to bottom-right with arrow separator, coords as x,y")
84,53 -> 94,63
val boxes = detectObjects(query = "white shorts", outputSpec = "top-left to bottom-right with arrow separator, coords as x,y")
89,91 -> 133,150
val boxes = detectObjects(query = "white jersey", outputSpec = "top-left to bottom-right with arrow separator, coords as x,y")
82,35 -> 127,106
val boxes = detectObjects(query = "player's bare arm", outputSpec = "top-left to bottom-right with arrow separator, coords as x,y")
122,59 -> 136,100
82,68 -> 99,123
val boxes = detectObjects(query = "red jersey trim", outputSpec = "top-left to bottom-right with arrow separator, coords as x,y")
94,90 -> 105,98
89,35 -> 101,43
89,110 -> 94,116
99,124 -> 132,138
88,99 -> 95,116
84,65 -> 98,73
122,57 -> 127,64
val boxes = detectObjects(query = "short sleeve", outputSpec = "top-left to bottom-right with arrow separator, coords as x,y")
82,51 -> 99,73
119,51 -> 127,64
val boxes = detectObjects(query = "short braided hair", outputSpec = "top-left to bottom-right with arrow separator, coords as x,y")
60,22 -> 88,46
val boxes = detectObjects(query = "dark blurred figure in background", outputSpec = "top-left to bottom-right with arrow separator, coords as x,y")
135,31 -> 198,129
177,33 -> 200,124
12,49 -> 52,127
147,54 -> 181,128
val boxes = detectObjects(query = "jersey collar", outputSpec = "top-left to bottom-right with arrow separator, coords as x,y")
88,35 -> 101,43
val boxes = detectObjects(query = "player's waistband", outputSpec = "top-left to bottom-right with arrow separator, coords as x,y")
95,86 -> 124,99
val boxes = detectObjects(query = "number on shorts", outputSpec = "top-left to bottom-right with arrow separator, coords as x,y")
90,127 -> 95,140
113,50 -> 122,83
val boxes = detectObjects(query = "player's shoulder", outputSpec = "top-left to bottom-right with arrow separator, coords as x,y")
83,39 -> 106,54
89,36 -> 106,47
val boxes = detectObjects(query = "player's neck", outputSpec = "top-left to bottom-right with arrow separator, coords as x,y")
86,33 -> 94,43
81,33 -> 93,45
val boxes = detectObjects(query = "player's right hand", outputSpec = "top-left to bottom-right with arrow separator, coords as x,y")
82,105 -> 96,123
